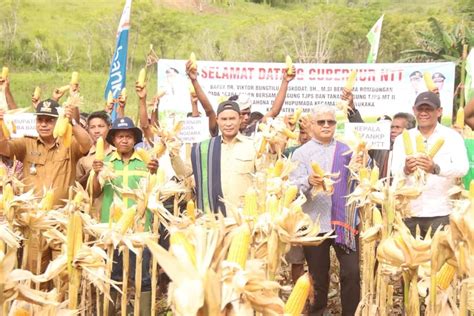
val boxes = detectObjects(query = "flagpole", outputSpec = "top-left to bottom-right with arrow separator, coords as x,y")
460,43 -> 468,109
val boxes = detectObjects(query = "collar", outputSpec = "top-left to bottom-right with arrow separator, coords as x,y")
37,136 -> 60,149
221,133 -> 245,144
88,144 -> 116,156
417,123 -> 442,139
109,150 -> 142,162
311,137 -> 336,146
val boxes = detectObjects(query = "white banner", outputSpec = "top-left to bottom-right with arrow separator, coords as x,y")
157,60 -> 455,124
344,121 -> 391,150
4,113 -> 37,138
178,117 -> 209,144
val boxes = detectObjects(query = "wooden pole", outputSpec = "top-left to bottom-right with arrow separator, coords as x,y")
134,247 -> 144,316
121,247 -> 129,316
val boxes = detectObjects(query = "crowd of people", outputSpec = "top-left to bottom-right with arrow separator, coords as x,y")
0,61 -> 474,315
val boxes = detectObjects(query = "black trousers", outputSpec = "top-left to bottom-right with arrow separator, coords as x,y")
303,237 -> 360,316
404,215 -> 449,238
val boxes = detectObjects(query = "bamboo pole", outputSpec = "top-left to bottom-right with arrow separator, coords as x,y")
460,43 -> 469,109
151,213 -> 159,316
103,244 -> 114,315
134,247 -> 144,316
121,247 -> 129,316
35,234 -> 43,290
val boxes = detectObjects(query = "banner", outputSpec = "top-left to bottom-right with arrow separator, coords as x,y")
4,113 -> 37,138
366,15 -> 384,64
178,117 -> 209,144
104,0 -> 132,122
157,60 -> 455,125
344,122 -> 391,150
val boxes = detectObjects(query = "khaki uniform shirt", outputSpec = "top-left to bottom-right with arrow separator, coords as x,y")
76,144 -> 115,219
220,133 -> 257,207
8,136 -> 86,207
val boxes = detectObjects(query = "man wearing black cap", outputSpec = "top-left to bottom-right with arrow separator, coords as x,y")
391,91 -> 468,236
0,99 -> 92,206
91,116 -> 158,314
191,100 -> 256,215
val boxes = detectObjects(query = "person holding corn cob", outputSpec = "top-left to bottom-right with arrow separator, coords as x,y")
391,91 -> 469,236
290,105 -> 361,316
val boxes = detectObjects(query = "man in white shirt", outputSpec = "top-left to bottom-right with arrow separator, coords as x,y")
391,91 -> 469,236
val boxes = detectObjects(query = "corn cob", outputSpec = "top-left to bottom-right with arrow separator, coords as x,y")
63,123 -> 73,148
186,200 -> 196,222
135,148 -> 151,165
345,70 -> 357,91
267,194 -> 279,217
456,107 -> 465,129
372,208 -> 383,225
416,134 -> 425,153
110,202 -> 123,223
272,159 -> 284,177
95,136 -> 105,161
436,262 -> 456,290
428,138 -> 444,158
402,129 -> 413,156
116,206 -> 136,234
370,166 -> 379,186
258,137 -> 267,157
189,82 -> 196,95
137,68 -> 146,88
423,72 -> 437,92
70,71 -> 79,85
286,55 -> 293,75
311,162 -> 324,176
359,167 -> 369,182
157,167 -> 166,186
73,191 -> 84,206
243,187 -> 258,217
282,128 -> 298,139
170,231 -> 196,266
54,116 -> 69,138
226,225 -> 251,269
12,307 -> 30,316
189,52 -> 197,70
0,120 -> 10,139
153,141 -> 166,158
173,121 -> 185,135
284,273 -> 311,316
57,85 -> 70,93
1,67 -> 8,80
33,86 -> 41,100
67,211 -> 83,309
121,87 -> 127,99
289,107 -> 303,125
283,185 -> 299,208
106,90 -> 113,105
40,190 -> 54,211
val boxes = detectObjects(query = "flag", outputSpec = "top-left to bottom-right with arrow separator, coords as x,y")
104,0 -> 132,122
366,15 -> 384,64
465,48 -> 474,104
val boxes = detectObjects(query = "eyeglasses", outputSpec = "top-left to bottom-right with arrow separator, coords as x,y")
314,119 -> 337,127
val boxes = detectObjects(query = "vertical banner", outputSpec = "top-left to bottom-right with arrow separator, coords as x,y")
104,0 -> 132,122
366,15 -> 384,63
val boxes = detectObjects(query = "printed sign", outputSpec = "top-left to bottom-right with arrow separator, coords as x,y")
178,116 -> 209,144
4,113 -> 37,138
344,121 -> 391,150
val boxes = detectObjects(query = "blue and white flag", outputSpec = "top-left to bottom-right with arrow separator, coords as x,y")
104,0 -> 132,121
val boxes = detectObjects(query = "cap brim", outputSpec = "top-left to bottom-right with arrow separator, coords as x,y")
106,127 -> 143,145
34,113 -> 59,117
414,101 -> 439,108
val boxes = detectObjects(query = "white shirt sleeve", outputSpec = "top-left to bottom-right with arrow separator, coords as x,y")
390,133 -> 407,176
437,129 -> 469,178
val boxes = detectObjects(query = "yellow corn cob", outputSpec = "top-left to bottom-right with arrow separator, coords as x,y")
157,167 -> 166,186
359,167 -> 369,182
0,120 -> 10,139
436,262 -> 456,290
66,211 -> 83,274
186,200 -> 196,222
286,55 -> 293,75
63,123 -> 73,148
267,194 -> 279,217
40,190 -> 54,211
54,116 -> 69,138
289,107 -> 303,125
456,107 -> 465,129
226,225 -> 251,269
243,187 -> 258,217
1,67 -> 8,79
189,52 -> 197,70
283,185 -> 299,208
284,273 -> 311,316
121,87 -> 127,99
311,162 -> 324,176
70,71 -> 79,85
189,82 -> 196,95
153,141 -> 166,158
402,129 -> 413,156
170,231 -> 196,266
282,128 -> 298,139
95,136 -> 105,161
135,148 -> 151,165
111,202 -> 123,223
106,90 -> 113,105
372,208 -> 383,225
33,86 -> 41,100
258,137 -> 267,157
116,206 -> 136,234
345,70 -> 357,91
137,68 -> 146,88
173,121 -> 184,134
272,159 -> 284,177
469,180 -> 474,201
370,166 -> 379,186
12,307 -> 30,316
73,191 -> 84,206
416,134 -> 425,153
428,138 -> 445,158
10,121 -> 16,134
57,85 -> 70,93
423,72 -> 437,92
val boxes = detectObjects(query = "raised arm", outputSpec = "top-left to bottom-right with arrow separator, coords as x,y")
136,83 -> 154,143
0,78 -> 17,109
65,106 -> 92,154
263,66 -> 296,120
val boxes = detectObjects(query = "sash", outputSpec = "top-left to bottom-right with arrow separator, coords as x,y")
191,136 -> 226,216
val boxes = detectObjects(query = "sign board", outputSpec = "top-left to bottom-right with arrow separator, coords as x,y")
4,113 -> 37,138
177,116 -> 209,144
344,121 -> 391,150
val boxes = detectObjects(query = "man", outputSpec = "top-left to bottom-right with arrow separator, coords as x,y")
391,91 -> 468,236
0,99 -> 91,206
345,88 -> 416,178
191,101 -> 256,215
432,72 -> 445,91
410,70 -> 424,95
290,105 -> 360,316
76,111 -> 115,219
92,117 -> 158,314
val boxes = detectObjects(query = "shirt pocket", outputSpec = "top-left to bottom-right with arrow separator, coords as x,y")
52,150 -> 71,175
235,155 -> 254,174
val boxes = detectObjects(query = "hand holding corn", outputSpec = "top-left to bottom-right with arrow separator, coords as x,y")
404,156 -> 417,175
92,160 -> 104,174
147,158 -> 159,174
416,155 -> 436,173
135,82 -> 147,100
341,88 -> 355,112
186,60 -> 198,81
308,173 -> 324,187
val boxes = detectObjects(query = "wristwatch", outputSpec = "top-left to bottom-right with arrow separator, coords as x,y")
432,164 -> 440,175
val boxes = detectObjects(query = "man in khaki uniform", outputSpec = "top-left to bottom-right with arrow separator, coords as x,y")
0,99 -> 92,272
